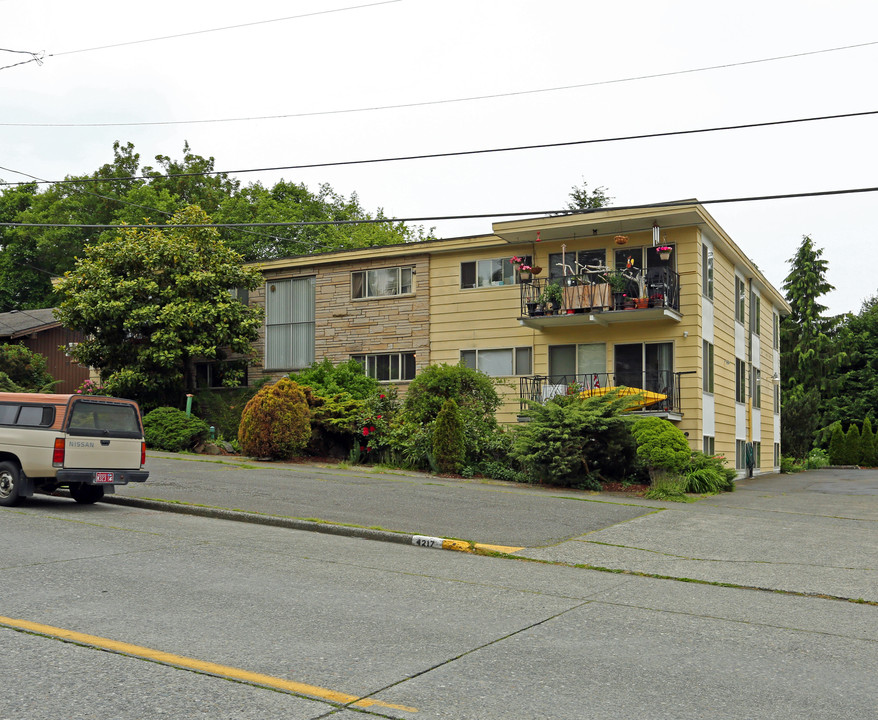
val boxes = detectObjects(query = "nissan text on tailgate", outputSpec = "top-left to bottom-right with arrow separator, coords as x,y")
0,392 -> 148,506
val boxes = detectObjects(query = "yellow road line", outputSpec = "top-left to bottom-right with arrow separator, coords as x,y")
0,616 -> 417,713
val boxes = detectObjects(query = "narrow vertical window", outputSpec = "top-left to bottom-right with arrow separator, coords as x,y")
702,245 -> 714,300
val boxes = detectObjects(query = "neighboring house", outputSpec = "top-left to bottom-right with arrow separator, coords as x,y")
250,202 -> 790,476
0,308 -> 89,393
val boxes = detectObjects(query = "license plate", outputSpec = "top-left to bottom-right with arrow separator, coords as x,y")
94,472 -> 114,484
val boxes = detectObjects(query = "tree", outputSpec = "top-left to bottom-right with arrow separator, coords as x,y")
860,417 -> 876,467
564,180 -> 613,212
827,423 -> 846,465
54,206 -> 263,407
0,344 -> 56,392
844,423 -> 861,466
433,398 -> 465,473
780,236 -> 843,457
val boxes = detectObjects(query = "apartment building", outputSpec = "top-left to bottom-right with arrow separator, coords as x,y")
251,202 -> 789,475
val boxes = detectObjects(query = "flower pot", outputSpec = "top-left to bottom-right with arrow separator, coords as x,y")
530,266 -> 543,275
526,302 -> 538,316
659,251 -> 671,261
614,235 -> 629,246
519,271 -> 532,282
634,298 -> 648,309
613,292 -> 626,309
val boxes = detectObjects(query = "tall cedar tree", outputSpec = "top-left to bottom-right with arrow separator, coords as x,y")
780,236 -> 843,457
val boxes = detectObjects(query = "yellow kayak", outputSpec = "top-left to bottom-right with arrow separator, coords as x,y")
578,386 -> 667,409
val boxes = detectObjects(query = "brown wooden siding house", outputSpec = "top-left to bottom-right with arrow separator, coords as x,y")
0,308 -> 89,393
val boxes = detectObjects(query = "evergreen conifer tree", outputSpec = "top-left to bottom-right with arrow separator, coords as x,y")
844,423 -> 861,466
827,423 -> 846,465
860,417 -> 875,466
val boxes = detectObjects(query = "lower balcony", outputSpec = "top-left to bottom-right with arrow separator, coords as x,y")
518,371 -> 686,420
519,269 -> 681,328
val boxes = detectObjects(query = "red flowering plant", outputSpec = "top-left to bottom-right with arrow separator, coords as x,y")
509,255 -> 533,272
75,378 -> 107,395
351,387 -> 399,463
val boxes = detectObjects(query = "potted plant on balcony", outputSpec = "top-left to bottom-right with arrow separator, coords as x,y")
656,245 -> 673,261
605,272 -> 628,309
539,282 -> 564,315
510,256 -> 541,282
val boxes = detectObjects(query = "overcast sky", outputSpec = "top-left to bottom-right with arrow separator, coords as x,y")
2,0 -> 876,316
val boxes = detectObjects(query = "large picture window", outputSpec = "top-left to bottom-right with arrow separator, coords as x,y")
265,277 -> 315,370
460,258 -> 516,288
352,267 -> 413,299
460,347 -> 532,376
549,249 -> 606,279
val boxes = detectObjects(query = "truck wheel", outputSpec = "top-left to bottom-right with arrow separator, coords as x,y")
69,483 -> 105,505
0,461 -> 23,507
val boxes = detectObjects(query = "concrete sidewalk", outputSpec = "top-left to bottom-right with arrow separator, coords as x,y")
115,456 -> 878,603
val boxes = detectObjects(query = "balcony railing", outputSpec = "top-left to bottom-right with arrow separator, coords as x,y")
519,268 -> 680,318
518,371 -> 686,416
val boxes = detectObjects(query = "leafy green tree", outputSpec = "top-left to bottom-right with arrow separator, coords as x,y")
0,344 -> 56,392
564,179 -> 613,212
54,206 -> 263,407
780,236 -> 843,457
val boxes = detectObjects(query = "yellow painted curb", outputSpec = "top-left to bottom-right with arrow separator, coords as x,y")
0,616 -> 417,713
474,543 -> 525,554
441,539 -> 472,552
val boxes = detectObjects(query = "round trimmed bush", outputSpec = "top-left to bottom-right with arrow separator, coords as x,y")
143,407 -> 210,452
238,378 -> 311,459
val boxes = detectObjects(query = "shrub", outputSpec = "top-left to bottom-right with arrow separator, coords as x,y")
684,451 -> 735,493
510,391 -> 637,487
827,422 -> 846,465
644,474 -> 694,502
433,398 -> 465,473
860,418 -> 876,466
194,385 -> 260,441
780,455 -> 802,473
351,389 -> 399,463
844,423 -> 861,466
289,358 -> 379,400
143,407 -> 210,452
238,378 -> 311,459
388,363 -> 504,471
631,417 -> 690,481
805,447 -> 830,469
0,344 -> 56,392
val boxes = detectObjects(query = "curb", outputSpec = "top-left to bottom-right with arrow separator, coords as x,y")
103,495 -> 519,555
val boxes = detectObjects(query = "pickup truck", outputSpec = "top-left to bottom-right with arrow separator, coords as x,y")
0,392 -> 148,506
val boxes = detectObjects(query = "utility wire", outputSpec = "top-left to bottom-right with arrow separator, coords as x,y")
48,1 -> 401,58
2,187 -> 877,230
7,39 -> 877,126
1,109 -> 875,188
0,48 -> 44,71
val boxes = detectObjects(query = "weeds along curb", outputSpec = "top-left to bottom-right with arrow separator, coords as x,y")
103,495 -> 478,553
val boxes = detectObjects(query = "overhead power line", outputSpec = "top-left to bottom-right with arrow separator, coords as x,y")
1,109 -> 875,188
0,47 -> 44,71
6,39 -> 876,126
2,187 -> 877,230
48,1 -> 401,58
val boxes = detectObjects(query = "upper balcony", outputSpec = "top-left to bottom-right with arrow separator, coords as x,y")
518,268 -> 681,329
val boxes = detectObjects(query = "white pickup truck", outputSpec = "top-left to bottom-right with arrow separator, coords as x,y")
0,392 -> 149,506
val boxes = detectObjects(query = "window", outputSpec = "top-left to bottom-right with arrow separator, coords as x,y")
352,352 -> 416,381
750,292 -> 761,333
460,258 -> 516,288
549,249 -> 605,279
195,360 -> 248,388
0,404 -> 55,427
752,368 -> 761,408
702,244 -> 714,300
736,439 -> 747,470
229,287 -> 249,304
703,436 -> 715,456
753,441 -> 761,468
703,341 -> 714,393
352,266 -> 413,299
735,276 -> 746,324
735,359 -> 746,403
773,312 -> 780,349
774,383 -> 780,413
460,347 -> 532,376
614,342 -> 673,395
265,277 -> 315,370
774,442 -> 780,466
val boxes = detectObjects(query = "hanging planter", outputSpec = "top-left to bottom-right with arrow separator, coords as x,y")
614,235 -> 629,246
657,245 -> 673,261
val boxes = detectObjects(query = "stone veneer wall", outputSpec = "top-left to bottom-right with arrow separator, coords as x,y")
251,253 -> 430,384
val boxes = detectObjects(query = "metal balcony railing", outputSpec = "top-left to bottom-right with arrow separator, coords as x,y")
518,371 -> 685,415
519,268 -> 680,317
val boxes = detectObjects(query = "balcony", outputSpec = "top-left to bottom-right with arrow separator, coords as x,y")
518,371 -> 687,420
518,269 -> 681,329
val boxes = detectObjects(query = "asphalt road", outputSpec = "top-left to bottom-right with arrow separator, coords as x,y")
1,457 -> 875,718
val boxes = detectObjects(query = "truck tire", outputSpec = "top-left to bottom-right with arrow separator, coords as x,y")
0,461 -> 23,507
69,483 -> 105,505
